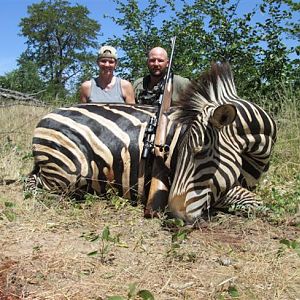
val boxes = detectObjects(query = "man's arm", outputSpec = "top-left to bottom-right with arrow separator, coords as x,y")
133,77 -> 144,104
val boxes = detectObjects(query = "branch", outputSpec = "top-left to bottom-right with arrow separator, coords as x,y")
0,88 -> 47,106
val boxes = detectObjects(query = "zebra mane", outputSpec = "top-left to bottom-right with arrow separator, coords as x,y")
173,62 -> 238,124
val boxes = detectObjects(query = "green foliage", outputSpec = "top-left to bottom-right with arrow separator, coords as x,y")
82,192 -> 102,207
18,0 -> 100,99
3,0 -> 298,105
0,199 -> 17,222
0,59 -> 45,93
82,225 -> 121,263
163,218 -> 195,262
227,286 -> 240,298
105,187 -> 131,210
105,0 -> 171,80
217,285 -> 240,299
106,0 -> 299,103
268,183 -> 300,218
279,239 -> 300,257
108,283 -> 155,300
256,93 -> 300,223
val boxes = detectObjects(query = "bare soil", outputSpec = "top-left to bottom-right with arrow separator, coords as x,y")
0,183 -> 299,300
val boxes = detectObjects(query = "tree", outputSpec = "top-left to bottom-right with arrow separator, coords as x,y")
253,0 -> 294,97
19,0 -> 100,98
0,57 -> 45,94
105,0 -> 298,100
105,0 -> 172,81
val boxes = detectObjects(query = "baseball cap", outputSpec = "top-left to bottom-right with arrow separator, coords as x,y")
98,45 -> 118,60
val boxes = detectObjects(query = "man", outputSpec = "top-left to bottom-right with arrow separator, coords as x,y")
80,45 -> 135,104
133,47 -> 190,106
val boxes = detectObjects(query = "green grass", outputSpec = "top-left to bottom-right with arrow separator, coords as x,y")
256,89 -> 300,224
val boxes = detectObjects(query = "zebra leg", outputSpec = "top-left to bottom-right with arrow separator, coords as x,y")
214,186 -> 267,215
24,165 -> 42,193
24,164 -> 87,199
144,156 -> 170,218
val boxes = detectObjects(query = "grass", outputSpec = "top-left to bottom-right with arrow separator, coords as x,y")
0,94 -> 299,299
0,104 -> 51,180
255,91 -> 300,224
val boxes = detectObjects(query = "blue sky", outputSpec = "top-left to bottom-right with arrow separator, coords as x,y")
0,0 -> 298,76
0,0 -> 121,75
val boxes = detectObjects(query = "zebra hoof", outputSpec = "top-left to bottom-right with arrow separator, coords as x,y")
144,208 -> 159,219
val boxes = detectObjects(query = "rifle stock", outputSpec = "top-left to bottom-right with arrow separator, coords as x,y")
153,76 -> 172,155
144,37 -> 176,218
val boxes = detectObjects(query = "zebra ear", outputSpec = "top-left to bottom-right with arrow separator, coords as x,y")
209,104 -> 237,128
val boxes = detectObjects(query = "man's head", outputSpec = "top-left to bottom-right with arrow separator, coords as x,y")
147,47 -> 169,78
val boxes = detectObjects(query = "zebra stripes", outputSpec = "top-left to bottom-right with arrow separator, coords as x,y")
166,63 -> 276,222
31,104 -> 156,203
28,62 -> 277,223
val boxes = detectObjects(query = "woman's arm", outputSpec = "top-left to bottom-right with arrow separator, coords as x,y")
79,80 -> 92,103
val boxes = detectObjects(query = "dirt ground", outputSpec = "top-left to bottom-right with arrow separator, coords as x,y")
0,183 -> 299,300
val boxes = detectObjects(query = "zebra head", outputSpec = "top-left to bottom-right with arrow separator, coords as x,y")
168,101 -> 238,223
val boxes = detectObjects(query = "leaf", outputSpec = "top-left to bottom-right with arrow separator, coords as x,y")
137,289 -> 155,300
102,226 -> 110,241
176,230 -> 188,241
260,6 -> 265,13
117,242 -> 129,248
279,239 -> 291,247
4,201 -> 15,208
174,218 -> 185,227
87,250 -> 98,256
23,191 -> 33,199
128,282 -> 137,298
102,244 -> 109,255
107,296 -> 125,300
89,235 -> 100,242
3,211 -> 16,222
290,240 -> 300,250
228,286 -> 239,298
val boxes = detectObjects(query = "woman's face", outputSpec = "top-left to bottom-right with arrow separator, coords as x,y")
98,58 -> 117,74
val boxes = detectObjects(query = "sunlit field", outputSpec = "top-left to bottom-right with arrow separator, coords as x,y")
0,97 -> 299,299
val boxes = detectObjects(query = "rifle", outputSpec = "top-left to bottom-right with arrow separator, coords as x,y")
143,36 -> 177,217
142,36 -> 176,159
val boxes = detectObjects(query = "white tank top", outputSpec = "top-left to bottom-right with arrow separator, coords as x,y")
88,77 -> 124,103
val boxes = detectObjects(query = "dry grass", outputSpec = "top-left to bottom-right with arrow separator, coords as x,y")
0,103 -> 299,300
0,184 -> 299,299
0,105 -> 51,180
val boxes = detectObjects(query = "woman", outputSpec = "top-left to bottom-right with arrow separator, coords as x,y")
80,45 -> 135,104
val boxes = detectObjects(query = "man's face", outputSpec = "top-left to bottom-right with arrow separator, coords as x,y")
147,51 -> 169,78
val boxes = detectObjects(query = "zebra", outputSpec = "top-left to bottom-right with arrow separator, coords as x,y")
167,63 -> 277,221
27,62 -> 277,223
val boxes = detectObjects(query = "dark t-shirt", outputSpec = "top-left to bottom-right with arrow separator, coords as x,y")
133,74 -> 190,106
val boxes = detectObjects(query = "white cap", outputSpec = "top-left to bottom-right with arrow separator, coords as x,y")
98,45 -> 118,60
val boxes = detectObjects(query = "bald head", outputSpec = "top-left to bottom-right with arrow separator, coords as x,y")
147,47 -> 169,78
148,47 -> 168,60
